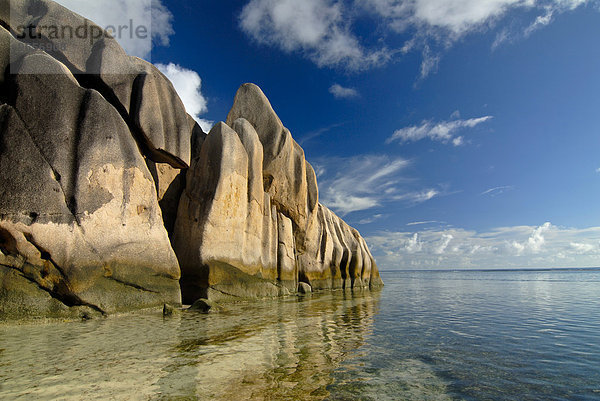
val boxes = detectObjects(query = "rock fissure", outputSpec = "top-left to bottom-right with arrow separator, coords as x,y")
104,276 -> 160,294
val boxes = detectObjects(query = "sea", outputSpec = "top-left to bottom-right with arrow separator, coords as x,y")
1,268 -> 599,400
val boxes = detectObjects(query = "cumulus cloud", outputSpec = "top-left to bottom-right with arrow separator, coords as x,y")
367,222 -> 600,269
387,116 -> 493,145
510,222 -> 552,254
314,154 -> 439,215
55,0 -> 174,59
239,0 -> 391,70
329,84 -> 359,99
406,233 -> 423,253
435,234 -> 454,254
155,63 -> 214,132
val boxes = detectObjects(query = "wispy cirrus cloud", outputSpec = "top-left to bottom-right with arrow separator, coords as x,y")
358,214 -> 386,224
329,84 -> 360,99
298,122 -> 346,145
367,222 -> 600,269
495,0 -> 590,48
387,116 -> 493,145
407,220 -> 445,226
481,185 -> 515,197
314,154 -> 440,215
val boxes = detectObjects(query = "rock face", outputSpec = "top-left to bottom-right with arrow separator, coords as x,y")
2,0 -> 192,168
0,5 -> 186,319
0,0 -> 381,319
172,84 -> 382,303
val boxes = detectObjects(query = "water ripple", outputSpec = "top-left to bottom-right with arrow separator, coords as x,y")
1,269 -> 599,400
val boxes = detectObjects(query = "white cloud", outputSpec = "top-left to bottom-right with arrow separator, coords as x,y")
54,0 -> 174,59
155,63 -> 213,132
596,167 -> 600,173
481,185 -> 515,196
329,84 -> 359,99
367,222 -> 600,269
239,0 -> 596,75
452,136 -> 464,146
299,122 -> 346,145
570,242 -> 598,253
387,116 -> 493,145
358,214 -> 385,224
361,0 -> 590,39
406,233 -> 423,253
314,154 -> 439,215
420,45 -> 440,78
525,0 -> 588,36
394,189 -> 439,203
407,220 -> 444,226
239,0 -> 391,70
511,221 -> 552,254
435,234 -> 454,254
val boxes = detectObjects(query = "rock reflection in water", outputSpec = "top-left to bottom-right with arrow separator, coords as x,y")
0,290 -> 380,400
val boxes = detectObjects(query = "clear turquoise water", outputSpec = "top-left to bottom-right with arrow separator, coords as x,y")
1,269 -> 599,400
330,269 -> 600,401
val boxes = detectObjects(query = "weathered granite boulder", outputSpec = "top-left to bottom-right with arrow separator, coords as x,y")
172,122 -> 287,302
172,84 -> 382,303
1,0 -> 192,167
0,0 -> 380,318
0,23 -> 181,319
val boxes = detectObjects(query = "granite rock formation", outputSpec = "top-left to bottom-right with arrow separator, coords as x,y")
0,3 -> 186,319
0,0 -> 381,319
172,84 -> 383,303
2,0 -> 193,167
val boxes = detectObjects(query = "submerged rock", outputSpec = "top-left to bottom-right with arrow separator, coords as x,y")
297,282 -> 312,294
187,298 -> 224,313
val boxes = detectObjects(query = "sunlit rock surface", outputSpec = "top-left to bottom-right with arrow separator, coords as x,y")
173,84 -> 383,303
1,0 -> 193,167
0,0 -> 380,319
0,7 -> 183,318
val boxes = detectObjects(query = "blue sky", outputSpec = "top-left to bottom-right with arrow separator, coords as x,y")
58,0 -> 600,269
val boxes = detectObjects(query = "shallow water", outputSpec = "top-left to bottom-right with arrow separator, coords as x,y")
1,269 -> 600,400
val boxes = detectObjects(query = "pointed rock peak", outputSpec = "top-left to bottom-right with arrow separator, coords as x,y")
226,83 -> 284,144
208,121 -> 235,137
